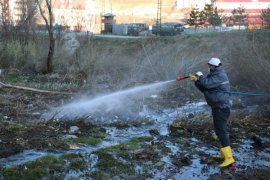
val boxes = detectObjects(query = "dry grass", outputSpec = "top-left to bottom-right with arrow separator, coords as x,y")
0,30 -> 269,95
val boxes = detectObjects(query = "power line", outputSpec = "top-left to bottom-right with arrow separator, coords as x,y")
157,0 -> 162,35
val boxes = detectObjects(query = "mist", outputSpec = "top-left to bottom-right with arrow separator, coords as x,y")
46,80 -> 175,122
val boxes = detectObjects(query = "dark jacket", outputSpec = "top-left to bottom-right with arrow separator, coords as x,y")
195,67 -> 231,108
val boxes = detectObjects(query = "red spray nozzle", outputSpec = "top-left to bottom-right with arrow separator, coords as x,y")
176,76 -> 189,81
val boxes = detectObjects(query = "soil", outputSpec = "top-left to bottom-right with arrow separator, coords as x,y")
0,73 -> 270,179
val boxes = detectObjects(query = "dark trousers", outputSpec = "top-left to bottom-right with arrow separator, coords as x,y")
212,107 -> 230,147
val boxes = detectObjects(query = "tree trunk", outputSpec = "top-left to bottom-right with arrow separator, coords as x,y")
36,0 -> 54,73
47,28 -> 55,73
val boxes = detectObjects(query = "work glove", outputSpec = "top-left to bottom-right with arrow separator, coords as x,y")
195,71 -> 203,77
189,74 -> 197,81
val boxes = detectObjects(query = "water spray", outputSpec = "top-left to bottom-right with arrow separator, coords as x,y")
45,79 -> 176,121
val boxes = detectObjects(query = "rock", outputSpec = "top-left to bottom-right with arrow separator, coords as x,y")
68,144 -> 79,149
251,135 -> 263,148
149,129 -> 160,136
188,113 -> 195,119
169,122 -> 184,136
172,154 -> 192,167
211,130 -> 218,140
69,126 -> 79,134
155,161 -> 164,167
62,134 -> 78,139
132,148 -> 157,160
190,137 -> 198,142
32,112 -> 41,117
180,155 -> 192,166
170,122 -> 182,129
200,156 -> 214,164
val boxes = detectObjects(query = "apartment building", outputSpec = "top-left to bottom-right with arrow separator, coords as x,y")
1,0 -> 269,31
215,0 -> 270,26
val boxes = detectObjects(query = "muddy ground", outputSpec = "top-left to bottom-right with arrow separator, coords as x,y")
0,73 -> 270,179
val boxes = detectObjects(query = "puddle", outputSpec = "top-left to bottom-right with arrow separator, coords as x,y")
0,102 -> 269,179
173,158 -> 220,180
0,150 -> 48,168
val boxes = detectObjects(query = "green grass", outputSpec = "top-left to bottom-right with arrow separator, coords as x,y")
0,153 -> 89,179
95,132 -> 107,139
6,73 -> 23,83
104,137 -> 152,158
1,155 -> 64,179
90,136 -> 157,178
65,136 -> 102,146
94,150 -> 135,176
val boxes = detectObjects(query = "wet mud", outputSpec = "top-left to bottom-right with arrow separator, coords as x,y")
0,75 -> 270,179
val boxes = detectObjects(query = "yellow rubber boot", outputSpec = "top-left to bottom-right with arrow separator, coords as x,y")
219,146 -> 235,167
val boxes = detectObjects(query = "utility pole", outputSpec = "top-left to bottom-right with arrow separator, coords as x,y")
3,0 -> 10,25
101,0 -> 105,33
157,0 -> 162,35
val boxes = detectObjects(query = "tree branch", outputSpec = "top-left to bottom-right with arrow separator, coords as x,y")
0,81 -> 74,95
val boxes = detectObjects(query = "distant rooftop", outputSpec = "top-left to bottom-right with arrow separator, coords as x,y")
102,13 -> 115,17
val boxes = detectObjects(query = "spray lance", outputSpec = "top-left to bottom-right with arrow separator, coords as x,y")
176,76 -> 190,81
176,72 -> 202,81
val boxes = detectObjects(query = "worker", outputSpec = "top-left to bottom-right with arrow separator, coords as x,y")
189,58 -> 235,167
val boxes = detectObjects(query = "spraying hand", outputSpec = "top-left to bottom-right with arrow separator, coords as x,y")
189,72 -> 203,81
189,74 -> 197,81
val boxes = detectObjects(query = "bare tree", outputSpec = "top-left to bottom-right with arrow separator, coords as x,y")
16,0 -> 37,31
12,0 -> 38,41
1,0 -> 37,38
36,0 -> 54,73
0,0 -> 10,35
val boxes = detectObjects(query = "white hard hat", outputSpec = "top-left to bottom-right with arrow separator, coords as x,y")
208,58 -> 221,66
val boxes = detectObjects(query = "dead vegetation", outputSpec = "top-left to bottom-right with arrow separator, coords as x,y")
0,30 -> 270,179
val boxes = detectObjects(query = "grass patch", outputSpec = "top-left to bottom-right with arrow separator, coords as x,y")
94,150 -> 135,176
100,136 -> 153,158
60,153 -> 88,171
94,132 -> 107,139
60,153 -> 82,160
104,137 -> 143,158
89,136 -> 153,178
1,155 -> 64,179
66,137 -> 102,146
89,136 -> 159,179
0,153 -> 89,179
69,159 -> 88,171
5,73 -> 27,83
89,136 -> 155,177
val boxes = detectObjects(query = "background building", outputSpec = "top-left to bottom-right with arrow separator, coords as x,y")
1,0 -> 269,32
215,0 -> 270,26
52,0 -> 99,32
